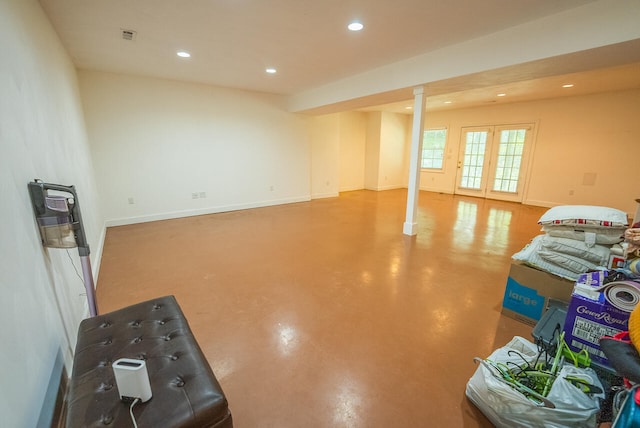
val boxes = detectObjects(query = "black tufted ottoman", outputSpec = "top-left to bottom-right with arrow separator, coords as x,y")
65,295 -> 233,428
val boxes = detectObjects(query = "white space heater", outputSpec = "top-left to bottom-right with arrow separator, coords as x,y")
28,179 -> 98,317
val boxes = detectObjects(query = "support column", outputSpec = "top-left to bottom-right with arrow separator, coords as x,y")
403,86 -> 426,236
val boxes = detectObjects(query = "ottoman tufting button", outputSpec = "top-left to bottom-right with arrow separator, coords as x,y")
133,336 -> 142,343
99,382 -> 113,391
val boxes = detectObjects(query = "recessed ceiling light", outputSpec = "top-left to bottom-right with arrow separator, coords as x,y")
497,93 -> 506,97
444,101 -> 452,104
177,51 -> 191,58
405,106 -> 412,110
265,68 -> 277,74
562,84 -> 574,88
348,21 -> 364,31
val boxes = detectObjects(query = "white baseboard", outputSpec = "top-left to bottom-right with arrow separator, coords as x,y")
91,223 -> 107,282
311,191 -> 339,199
338,185 -> 365,193
376,184 -> 405,191
522,199 -> 555,208
419,186 -> 453,194
105,195 -> 311,227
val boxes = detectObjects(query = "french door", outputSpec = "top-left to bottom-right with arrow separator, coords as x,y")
455,124 -> 533,202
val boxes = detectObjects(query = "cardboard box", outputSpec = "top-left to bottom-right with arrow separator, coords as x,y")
562,271 -> 631,368
501,262 -> 575,326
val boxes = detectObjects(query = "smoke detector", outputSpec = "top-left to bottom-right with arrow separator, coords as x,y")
121,29 -> 137,41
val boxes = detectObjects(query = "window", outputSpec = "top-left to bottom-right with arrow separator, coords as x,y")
460,130 -> 487,189
421,129 -> 447,169
492,129 -> 525,193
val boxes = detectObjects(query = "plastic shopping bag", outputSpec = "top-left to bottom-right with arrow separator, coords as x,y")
465,336 -> 604,428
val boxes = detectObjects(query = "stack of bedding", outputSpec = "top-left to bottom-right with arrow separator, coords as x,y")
512,205 -> 629,281
623,224 -> 640,274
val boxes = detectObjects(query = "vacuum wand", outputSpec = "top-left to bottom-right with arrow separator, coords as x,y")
80,255 -> 98,317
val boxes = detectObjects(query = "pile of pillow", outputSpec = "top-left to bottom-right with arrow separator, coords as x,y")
512,205 -> 628,280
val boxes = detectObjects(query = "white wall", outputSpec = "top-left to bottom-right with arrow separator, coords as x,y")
309,88 -> 639,217
79,71 -> 312,225
0,1 -> 104,426
338,112 -> 367,192
362,112 -> 412,191
420,89 -> 640,214
309,114 -> 340,198
311,110 -> 409,194
378,112 -> 411,190
364,113 -> 382,190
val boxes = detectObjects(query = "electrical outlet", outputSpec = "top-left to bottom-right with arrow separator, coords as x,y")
199,191 -> 206,198
128,197 -> 135,204
269,185 -> 274,191
192,193 -> 198,199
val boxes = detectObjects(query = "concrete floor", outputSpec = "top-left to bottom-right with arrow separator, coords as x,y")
96,189 -> 549,427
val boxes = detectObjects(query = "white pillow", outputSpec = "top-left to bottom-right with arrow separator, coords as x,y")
537,249 -> 599,274
540,235 -> 611,265
538,205 -> 628,228
542,225 -> 624,245
511,235 -> 579,281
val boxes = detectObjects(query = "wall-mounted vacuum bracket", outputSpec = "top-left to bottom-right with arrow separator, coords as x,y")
28,180 -> 98,317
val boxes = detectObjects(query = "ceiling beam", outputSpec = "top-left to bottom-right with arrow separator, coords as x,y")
287,0 -> 640,114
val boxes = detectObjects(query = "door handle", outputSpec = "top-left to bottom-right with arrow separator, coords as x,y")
457,161 -> 462,169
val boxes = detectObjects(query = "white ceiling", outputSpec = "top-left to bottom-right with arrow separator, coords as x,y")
360,62 -> 640,114
39,0 -> 640,113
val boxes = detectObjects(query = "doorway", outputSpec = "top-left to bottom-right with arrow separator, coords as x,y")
454,124 -> 534,202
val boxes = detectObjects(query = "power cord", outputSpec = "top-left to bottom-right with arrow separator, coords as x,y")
65,249 -> 85,284
129,398 -> 141,428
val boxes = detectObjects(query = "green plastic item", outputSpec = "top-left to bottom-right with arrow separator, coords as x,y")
562,345 -> 591,368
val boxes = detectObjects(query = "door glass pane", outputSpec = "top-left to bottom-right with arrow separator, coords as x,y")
492,129 -> 526,193
460,131 -> 487,189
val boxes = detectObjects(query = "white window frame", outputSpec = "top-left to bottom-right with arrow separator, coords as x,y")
421,128 -> 447,171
